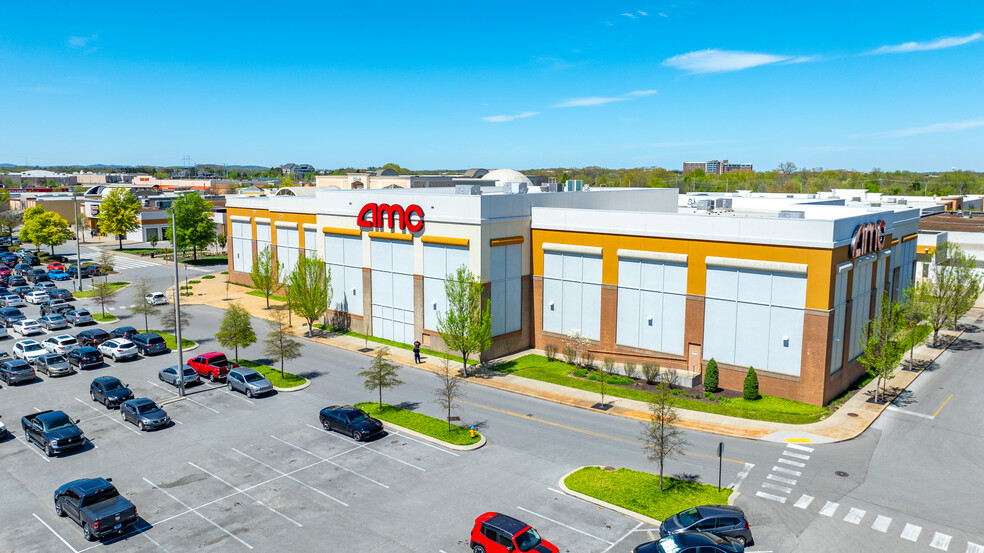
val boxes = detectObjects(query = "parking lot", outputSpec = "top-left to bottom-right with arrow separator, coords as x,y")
0,296 -> 656,552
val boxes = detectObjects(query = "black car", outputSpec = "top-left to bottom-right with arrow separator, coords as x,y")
68,347 -> 103,370
27,269 -> 50,283
67,264 -> 97,278
319,405 -> 385,441
41,299 -> 73,316
13,263 -> 31,276
26,255 -> 40,266
77,329 -> 112,347
48,288 -> 74,301
89,376 -> 133,409
54,478 -> 138,541
8,276 -> 28,288
659,506 -> 753,547
0,307 -> 26,327
131,332 -> 168,355
635,532 -> 744,553
120,398 -> 170,431
109,326 -> 139,340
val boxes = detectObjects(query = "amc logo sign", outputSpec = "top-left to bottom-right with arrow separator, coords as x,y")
851,220 -> 886,258
357,203 -> 424,233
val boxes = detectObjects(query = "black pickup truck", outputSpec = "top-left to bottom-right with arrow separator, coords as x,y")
54,478 -> 138,541
21,410 -> 86,456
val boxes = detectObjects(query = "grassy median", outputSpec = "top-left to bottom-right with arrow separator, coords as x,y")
149,329 -> 197,350
355,402 -> 481,446
92,313 -> 118,323
236,359 -> 307,388
73,281 -> 130,298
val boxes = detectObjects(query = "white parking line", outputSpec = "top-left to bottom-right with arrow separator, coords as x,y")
220,387 -> 256,405
304,423 -> 427,471
21,436 -> 52,462
600,522 -> 644,553
755,491 -> 786,503
793,495 -> 814,509
930,532 -> 952,550
77,521 -> 169,553
819,501 -> 839,517
843,507 -> 866,524
232,448 -> 349,507
516,506 -> 613,544
386,428 -> 461,457
270,435 -> 390,488
777,458 -> 806,468
146,381 -> 220,413
188,462 -> 303,527
771,466 -> 801,477
74,397 -> 142,435
901,523 -> 922,542
729,462 -> 754,492
766,474 -> 797,486
871,515 -> 892,532
32,513 -> 79,553
142,477 -> 254,549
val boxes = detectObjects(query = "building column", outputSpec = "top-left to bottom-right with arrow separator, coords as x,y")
362,267 -> 373,337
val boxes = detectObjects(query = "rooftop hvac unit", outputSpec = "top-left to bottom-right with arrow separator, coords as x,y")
787,194 -> 794,198
898,199 -> 907,205
545,182 -> 563,193
714,198 -> 732,209
565,179 -> 583,192
869,202 -> 881,207
502,182 -> 528,194
851,197 -> 861,202
778,210 -> 806,219
886,197 -> 897,203
695,199 -> 714,211
455,184 -> 482,195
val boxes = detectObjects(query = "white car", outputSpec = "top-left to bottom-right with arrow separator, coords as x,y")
24,291 -> 50,305
98,339 -> 138,361
146,292 -> 168,305
42,334 -> 78,354
12,319 -> 43,336
13,339 -> 47,363
1,295 -> 25,308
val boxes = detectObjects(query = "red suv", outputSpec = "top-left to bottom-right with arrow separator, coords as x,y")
188,352 -> 238,382
470,512 -> 558,553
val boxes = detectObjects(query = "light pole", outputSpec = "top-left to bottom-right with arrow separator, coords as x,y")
73,194 -> 83,292
170,208 -> 185,397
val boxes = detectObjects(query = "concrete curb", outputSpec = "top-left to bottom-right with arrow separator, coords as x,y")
273,380 -> 311,392
377,420 -> 486,452
557,467 -> 663,527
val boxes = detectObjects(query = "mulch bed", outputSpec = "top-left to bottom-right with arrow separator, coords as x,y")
567,369 -> 742,404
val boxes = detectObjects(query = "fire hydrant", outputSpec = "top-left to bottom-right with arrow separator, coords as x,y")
469,426 -> 476,439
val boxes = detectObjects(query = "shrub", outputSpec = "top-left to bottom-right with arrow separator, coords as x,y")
623,361 -> 637,379
202,275 -> 216,279
704,358 -> 719,392
188,279 -> 201,284
581,352 -> 595,369
544,343 -> 559,361
704,391 -> 715,400
642,363 -> 660,385
743,367 -> 760,400
603,357 -> 616,374
563,345 -> 578,365
572,368 -> 588,377
221,271 -> 229,274
606,374 -> 635,385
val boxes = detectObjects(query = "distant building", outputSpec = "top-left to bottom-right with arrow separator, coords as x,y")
683,160 -> 753,175
280,163 -> 316,178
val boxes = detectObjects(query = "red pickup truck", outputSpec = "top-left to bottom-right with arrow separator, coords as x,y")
188,352 -> 238,382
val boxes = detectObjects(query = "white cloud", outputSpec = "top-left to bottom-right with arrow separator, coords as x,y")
621,12 -> 637,19
553,89 -> 657,108
637,10 -> 648,16
482,111 -> 539,123
662,48 -> 793,73
658,12 -> 668,17
877,118 -> 984,137
783,55 -> 819,64
868,32 -> 983,54
67,34 -> 97,48
623,89 -> 658,98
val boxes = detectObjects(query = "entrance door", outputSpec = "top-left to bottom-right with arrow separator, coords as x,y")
688,343 -> 702,374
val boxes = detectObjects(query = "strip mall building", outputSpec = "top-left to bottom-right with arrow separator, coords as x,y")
226,174 -> 920,406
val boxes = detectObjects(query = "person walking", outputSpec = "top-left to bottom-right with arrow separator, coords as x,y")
413,340 -> 421,364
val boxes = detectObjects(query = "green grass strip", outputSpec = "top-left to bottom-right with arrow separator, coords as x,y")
564,466 -> 731,521
149,329 -> 197,350
235,359 -> 307,388
355,402 -> 481,446
92,313 -> 117,323
313,324 -> 479,365
246,290 -> 288,302
73,281 -> 130,298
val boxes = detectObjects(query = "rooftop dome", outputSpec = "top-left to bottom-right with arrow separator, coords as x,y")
480,168 -> 532,187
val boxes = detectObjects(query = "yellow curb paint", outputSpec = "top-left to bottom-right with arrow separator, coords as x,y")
786,438 -> 813,443
932,394 -> 953,418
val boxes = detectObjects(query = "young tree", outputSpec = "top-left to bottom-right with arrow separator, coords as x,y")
164,193 -> 216,260
901,290 -> 925,369
18,206 -> 45,248
436,266 -> 492,377
129,276 -> 160,331
743,367 -> 759,400
859,292 -> 906,404
915,242 -> 982,346
158,301 -> 192,332
263,307 -> 302,378
97,187 -> 141,249
286,255 -> 331,337
97,250 -> 114,277
250,246 -> 281,308
640,374 -> 690,492
89,281 -> 119,317
216,302 -> 256,360
563,329 -> 592,367
24,211 -> 72,254
704,358 -> 719,393
434,359 -> 465,432
0,210 -> 23,236
359,346 -> 403,409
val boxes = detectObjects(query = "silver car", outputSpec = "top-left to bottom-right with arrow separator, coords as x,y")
226,368 -> 273,398
65,309 -> 93,325
98,339 -> 138,361
158,364 -> 200,387
39,314 -> 69,330
35,353 -> 73,377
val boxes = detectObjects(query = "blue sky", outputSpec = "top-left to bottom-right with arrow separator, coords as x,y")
1,1 -> 982,171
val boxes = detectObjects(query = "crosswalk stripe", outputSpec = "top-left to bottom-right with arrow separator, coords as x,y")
772,466 -> 802,477
843,508 -> 866,524
778,458 -> 806,468
761,481 -> 792,494
967,542 -> 984,553
872,515 -> 892,532
767,474 -> 797,485
793,495 -> 814,509
786,443 -> 814,452
783,451 -> 810,460
930,533 -> 952,551
755,491 -> 786,503
901,523 -> 922,542
819,501 -> 839,517
110,256 -> 159,270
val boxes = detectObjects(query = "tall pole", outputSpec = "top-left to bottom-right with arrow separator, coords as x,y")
171,209 -> 185,397
73,195 -> 83,292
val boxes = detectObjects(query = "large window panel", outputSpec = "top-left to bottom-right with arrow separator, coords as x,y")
423,244 -> 469,331
615,258 -> 687,355
490,243 -> 522,336
734,302 -> 770,369
325,234 -> 363,316
703,298 -> 738,364
541,252 -> 601,340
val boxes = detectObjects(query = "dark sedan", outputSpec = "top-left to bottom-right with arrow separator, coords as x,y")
68,347 -> 103,370
77,329 -> 111,347
48,288 -> 74,301
8,276 -> 27,288
0,307 -> 26,327
635,532 -> 744,553
120,399 -> 170,431
131,332 -> 168,355
109,326 -> 139,340
319,405 -> 384,442
658,506 -> 753,547
89,376 -> 133,409
0,359 -> 35,385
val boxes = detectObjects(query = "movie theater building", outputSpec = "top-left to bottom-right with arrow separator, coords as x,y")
226,184 -> 920,406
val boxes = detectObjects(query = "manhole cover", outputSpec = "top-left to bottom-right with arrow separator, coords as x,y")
847,412 -> 859,417
604,466 -> 616,472
835,471 -> 849,477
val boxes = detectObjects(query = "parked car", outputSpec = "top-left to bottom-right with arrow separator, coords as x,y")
319,405 -> 385,442
24,291 -> 50,305
77,329 -> 111,348
145,292 -> 168,305
226,367 -> 273,398
48,269 -> 70,281
98,339 -> 138,361
0,359 -> 36,385
48,288 -> 74,301
67,347 -> 103,370
0,324 -> 9,339
22,410 -> 84,457
13,339 -> 47,363
34,281 -> 56,291
120,398 -> 170,431
36,353 -> 73,377
46,262 -> 66,271
0,307 -> 26,327
13,319 -> 44,336
0,294 -> 25,308
634,532 -> 744,553
0,266 -> 11,278
658,506 -> 753,547
65,309 -> 94,326
53,477 -> 138,541
43,334 -> 79,354
109,326 -> 138,340
11,284 -> 31,296
13,263 -> 31,276
0,415 -> 6,440
158,364 -> 200,387
89,376 -> 133,409
131,332 -> 168,355
27,269 -> 50,284
470,512 -> 560,553
40,299 -> 71,316
25,255 -> 41,267
188,352 -> 238,382
68,264 -> 97,278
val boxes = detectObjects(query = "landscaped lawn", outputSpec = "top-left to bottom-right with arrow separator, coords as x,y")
247,290 -> 288,302
92,313 -> 118,323
149,329 -> 197,350
355,402 -> 481,446
493,355 -> 828,424
73,281 -> 130,298
564,466 -> 731,521
313,324 -> 479,365
235,359 -> 307,388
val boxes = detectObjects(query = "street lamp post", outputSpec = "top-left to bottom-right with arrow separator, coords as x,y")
171,209 -> 185,397
73,195 -> 83,292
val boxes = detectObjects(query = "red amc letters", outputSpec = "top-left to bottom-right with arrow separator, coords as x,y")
851,220 -> 886,258
357,203 -> 424,232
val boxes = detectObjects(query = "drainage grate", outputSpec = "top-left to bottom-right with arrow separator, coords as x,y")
835,471 -> 849,477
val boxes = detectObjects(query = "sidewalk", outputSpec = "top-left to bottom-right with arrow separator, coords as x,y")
178,275 -> 980,444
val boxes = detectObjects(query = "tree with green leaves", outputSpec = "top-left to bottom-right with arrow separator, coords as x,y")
97,187 -> 141,249
90,281 -> 120,317
434,359 -> 464,432
286,256 -> 331,337
0,210 -> 22,236
164,193 -> 216,260
915,242 -> 982,346
436,266 -> 492,377
19,206 -> 45,249
704,358 -> 719,393
263,307 -> 302,378
129,276 -> 160,331
250,246 -> 281,308
216,302 -> 256,360
743,367 -> 759,400
859,292 -> 906,404
640,374 -> 690,492
359,346 -> 403,409
20,209 -> 72,253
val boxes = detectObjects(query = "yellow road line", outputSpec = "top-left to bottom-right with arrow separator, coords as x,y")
932,394 -> 953,418
458,399 -> 746,465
